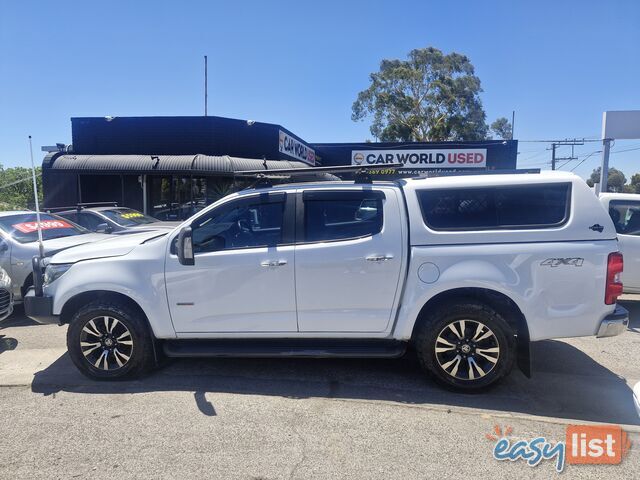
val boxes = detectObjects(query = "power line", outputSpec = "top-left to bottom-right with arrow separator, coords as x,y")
0,172 -> 41,191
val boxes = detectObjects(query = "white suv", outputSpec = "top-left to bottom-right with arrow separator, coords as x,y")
25,171 -> 628,390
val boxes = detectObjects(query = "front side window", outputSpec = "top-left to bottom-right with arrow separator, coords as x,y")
608,200 -> 640,235
303,191 -> 384,242
77,212 -> 105,231
417,183 -> 571,230
191,196 -> 285,253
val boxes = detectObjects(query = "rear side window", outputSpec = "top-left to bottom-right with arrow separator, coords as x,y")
303,190 -> 384,242
608,200 -> 640,235
417,183 -> 571,230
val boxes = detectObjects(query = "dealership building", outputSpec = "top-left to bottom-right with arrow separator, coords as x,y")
42,116 -> 518,220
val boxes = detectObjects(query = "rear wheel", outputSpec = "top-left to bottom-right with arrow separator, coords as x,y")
67,301 -> 155,380
414,300 -> 516,391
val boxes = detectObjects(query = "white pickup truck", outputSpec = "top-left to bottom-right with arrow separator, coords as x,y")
600,193 -> 640,293
25,171 -> 628,390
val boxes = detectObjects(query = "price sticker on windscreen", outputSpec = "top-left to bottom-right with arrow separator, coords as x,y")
12,220 -> 73,233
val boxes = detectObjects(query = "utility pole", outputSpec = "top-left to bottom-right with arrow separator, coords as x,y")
549,138 -> 584,170
599,138 -> 612,194
204,55 -> 208,116
511,110 -> 515,140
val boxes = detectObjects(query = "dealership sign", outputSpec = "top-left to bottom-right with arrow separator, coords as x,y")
279,130 -> 315,166
351,148 -> 487,169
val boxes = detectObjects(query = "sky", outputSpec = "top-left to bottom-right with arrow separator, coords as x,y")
1,0 -> 639,179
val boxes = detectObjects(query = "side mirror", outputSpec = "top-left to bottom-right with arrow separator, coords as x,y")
0,240 -> 8,253
177,226 -> 195,266
95,223 -> 113,234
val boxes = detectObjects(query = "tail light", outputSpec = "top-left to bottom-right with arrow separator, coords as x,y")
605,252 -> 623,305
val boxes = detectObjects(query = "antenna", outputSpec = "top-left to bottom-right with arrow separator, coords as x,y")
28,136 -> 45,259
204,55 -> 208,116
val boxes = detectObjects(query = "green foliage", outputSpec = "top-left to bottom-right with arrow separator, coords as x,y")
586,167 -> 628,193
351,46 -> 510,142
490,117 -> 512,140
0,165 -> 42,211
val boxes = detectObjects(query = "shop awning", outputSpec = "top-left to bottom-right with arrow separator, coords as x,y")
45,154 -> 310,175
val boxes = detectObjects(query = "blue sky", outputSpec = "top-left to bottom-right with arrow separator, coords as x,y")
1,0 -> 639,179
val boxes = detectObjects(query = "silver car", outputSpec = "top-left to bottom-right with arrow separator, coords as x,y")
0,266 -> 13,321
0,211 -> 110,301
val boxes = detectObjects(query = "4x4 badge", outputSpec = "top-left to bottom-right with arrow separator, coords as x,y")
589,224 -> 604,232
541,258 -> 584,267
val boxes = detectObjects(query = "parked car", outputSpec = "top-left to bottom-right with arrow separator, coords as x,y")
600,193 -> 640,293
0,211 -> 111,301
56,206 -> 178,235
25,171 -> 627,390
0,266 -> 14,321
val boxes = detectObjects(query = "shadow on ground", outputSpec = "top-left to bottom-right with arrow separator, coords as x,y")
31,338 -> 639,426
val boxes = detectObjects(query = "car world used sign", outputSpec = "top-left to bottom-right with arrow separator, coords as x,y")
279,130 -> 315,166
351,148 -> 487,169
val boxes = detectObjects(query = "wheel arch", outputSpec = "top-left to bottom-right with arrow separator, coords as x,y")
60,290 -> 152,333
411,287 -> 531,377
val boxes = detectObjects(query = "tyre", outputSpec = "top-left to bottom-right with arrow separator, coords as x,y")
66,300 -> 155,380
414,299 -> 516,391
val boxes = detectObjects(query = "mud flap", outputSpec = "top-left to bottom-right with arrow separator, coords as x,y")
516,334 -> 532,378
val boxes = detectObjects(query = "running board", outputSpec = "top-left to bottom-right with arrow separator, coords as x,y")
163,338 -> 407,358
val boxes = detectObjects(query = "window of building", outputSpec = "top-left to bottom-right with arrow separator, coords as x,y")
303,191 -> 384,242
608,200 -> 640,235
417,183 -> 571,230
191,196 -> 285,253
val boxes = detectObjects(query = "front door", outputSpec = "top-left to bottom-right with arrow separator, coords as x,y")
294,188 -> 404,332
165,192 -> 298,333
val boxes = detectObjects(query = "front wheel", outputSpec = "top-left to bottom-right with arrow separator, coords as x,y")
67,301 -> 155,380
414,300 -> 516,391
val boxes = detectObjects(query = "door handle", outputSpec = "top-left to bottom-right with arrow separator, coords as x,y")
366,255 -> 394,262
260,260 -> 287,267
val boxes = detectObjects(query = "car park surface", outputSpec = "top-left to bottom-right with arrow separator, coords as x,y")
1,299 -> 639,479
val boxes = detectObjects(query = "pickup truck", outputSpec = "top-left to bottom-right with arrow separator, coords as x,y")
600,193 -> 640,293
25,171 -> 628,390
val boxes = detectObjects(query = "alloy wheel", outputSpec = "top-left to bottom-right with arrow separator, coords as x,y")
434,319 -> 500,381
79,316 -> 134,371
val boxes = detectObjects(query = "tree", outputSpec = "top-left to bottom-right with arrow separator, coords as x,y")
490,117 -> 512,140
586,167 -> 627,193
0,165 -> 42,210
629,173 -> 640,193
351,46 -> 509,142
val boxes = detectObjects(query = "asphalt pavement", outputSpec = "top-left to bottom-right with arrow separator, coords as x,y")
1,299 -> 640,479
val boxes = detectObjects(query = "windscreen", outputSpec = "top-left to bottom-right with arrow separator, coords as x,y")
0,213 -> 88,243
100,209 -> 159,227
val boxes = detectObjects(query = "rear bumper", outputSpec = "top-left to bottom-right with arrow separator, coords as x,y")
23,290 -> 57,325
596,304 -> 629,338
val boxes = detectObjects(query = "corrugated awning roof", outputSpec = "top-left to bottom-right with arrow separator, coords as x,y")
46,154 -> 310,174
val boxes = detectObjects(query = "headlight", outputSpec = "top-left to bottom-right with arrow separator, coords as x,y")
43,263 -> 73,285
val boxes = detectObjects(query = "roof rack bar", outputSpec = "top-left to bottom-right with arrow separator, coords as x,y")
235,162 -> 404,177
45,201 -> 119,212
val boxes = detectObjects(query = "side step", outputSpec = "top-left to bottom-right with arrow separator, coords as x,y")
163,338 -> 408,359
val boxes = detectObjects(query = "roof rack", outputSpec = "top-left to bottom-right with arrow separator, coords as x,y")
235,163 -> 405,187
46,202 -> 119,213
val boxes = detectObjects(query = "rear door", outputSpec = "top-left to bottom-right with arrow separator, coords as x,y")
607,199 -> 640,292
294,188 -> 404,332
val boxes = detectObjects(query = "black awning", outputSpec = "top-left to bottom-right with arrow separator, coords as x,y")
45,154 -> 310,175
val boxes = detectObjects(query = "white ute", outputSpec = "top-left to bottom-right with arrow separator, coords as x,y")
25,170 -> 628,390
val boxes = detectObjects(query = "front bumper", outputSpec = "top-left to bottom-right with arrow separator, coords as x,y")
596,304 -> 629,338
23,290 -> 57,325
